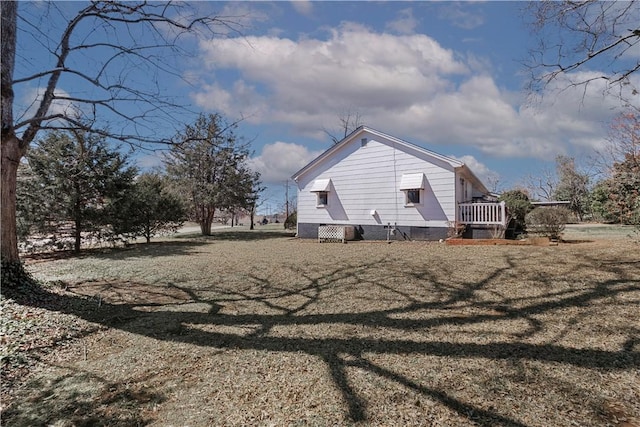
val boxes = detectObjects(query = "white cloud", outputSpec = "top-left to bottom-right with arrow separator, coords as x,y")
248,141 -> 324,184
385,8 -> 419,35
16,87 -> 81,130
194,23 -> 468,126
438,3 -> 485,30
291,0 -> 313,17
135,152 -> 165,170
450,154 -> 500,188
218,2 -> 271,28
191,23 -> 635,162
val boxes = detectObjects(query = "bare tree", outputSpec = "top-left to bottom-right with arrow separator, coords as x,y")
323,109 -> 365,144
484,172 -> 502,194
1,1 -> 242,264
524,167 -> 557,201
553,155 -> 590,221
525,1 -> 639,102
604,109 -> 640,165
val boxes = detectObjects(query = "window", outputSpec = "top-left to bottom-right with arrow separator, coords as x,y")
310,178 -> 332,208
399,173 -> 425,207
317,191 -> 328,207
460,177 -> 468,201
406,189 -> 420,204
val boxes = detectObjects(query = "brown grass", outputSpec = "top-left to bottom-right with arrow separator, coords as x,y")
2,230 -> 639,426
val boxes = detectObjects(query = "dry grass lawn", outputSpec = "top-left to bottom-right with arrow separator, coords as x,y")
2,228 -> 639,426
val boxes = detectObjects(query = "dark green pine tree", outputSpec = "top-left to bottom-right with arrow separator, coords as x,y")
165,113 -> 261,235
605,153 -> 640,225
24,130 -> 137,252
111,173 -> 186,243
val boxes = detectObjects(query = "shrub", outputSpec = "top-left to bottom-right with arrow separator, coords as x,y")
499,190 -> 533,235
284,211 -> 297,230
525,207 -> 571,240
446,221 -> 466,238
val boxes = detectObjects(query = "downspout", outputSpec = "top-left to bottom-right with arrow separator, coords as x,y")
455,169 -> 460,225
392,139 -> 399,228
293,178 -> 299,237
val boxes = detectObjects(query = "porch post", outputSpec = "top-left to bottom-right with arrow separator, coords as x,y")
500,201 -> 506,226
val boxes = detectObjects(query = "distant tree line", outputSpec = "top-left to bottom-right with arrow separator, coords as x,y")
503,109 -> 640,231
17,113 -> 262,253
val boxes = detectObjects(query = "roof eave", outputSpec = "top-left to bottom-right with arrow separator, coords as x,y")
291,126 -> 367,181
291,126 -> 465,181
456,164 -> 490,194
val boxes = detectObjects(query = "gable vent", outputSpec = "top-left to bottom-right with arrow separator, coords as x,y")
361,138 -> 368,147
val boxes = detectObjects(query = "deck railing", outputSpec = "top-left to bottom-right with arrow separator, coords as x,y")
458,201 -> 507,226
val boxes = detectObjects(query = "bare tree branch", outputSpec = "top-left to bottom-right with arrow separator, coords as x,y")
2,1 -> 247,262
323,109 -> 365,145
11,1 -> 246,148
525,0 -> 640,102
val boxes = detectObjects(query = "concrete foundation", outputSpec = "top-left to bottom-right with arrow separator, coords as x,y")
297,223 -> 449,241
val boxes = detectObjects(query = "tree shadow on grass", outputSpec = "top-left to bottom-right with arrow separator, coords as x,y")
22,240 -> 212,263
3,367 -> 165,427
3,251 -> 639,426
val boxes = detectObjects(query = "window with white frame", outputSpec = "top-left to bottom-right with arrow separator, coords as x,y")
316,191 -> 328,206
399,173 -> 425,206
406,189 -> 421,204
310,178 -> 332,207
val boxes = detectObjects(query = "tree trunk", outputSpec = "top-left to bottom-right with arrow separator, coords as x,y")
73,181 -> 82,253
200,220 -> 212,235
200,206 -> 214,235
74,217 -> 82,253
1,135 -> 22,262
1,2 -> 20,263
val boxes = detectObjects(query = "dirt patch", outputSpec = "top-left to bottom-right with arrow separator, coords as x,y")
2,235 -> 639,426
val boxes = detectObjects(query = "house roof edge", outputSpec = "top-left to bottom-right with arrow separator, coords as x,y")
292,126 -> 479,183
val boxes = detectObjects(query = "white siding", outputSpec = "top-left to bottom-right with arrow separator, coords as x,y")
295,132 -> 456,228
456,170 -> 488,202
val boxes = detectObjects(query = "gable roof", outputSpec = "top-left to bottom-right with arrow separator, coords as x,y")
291,126 -> 489,194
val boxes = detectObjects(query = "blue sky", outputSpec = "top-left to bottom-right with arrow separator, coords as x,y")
14,1 -> 639,214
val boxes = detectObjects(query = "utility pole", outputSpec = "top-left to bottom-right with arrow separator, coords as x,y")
284,179 -> 290,219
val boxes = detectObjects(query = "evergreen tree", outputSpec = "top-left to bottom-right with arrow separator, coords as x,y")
247,177 -> 265,230
591,110 -> 640,225
2,1 -> 244,266
499,189 -> 534,236
111,173 -> 186,243
24,130 -> 136,252
605,153 -> 640,225
589,182 -> 617,223
16,161 -> 52,240
164,114 -> 261,235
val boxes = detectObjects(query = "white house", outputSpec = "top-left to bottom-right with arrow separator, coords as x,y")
291,126 -> 505,241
